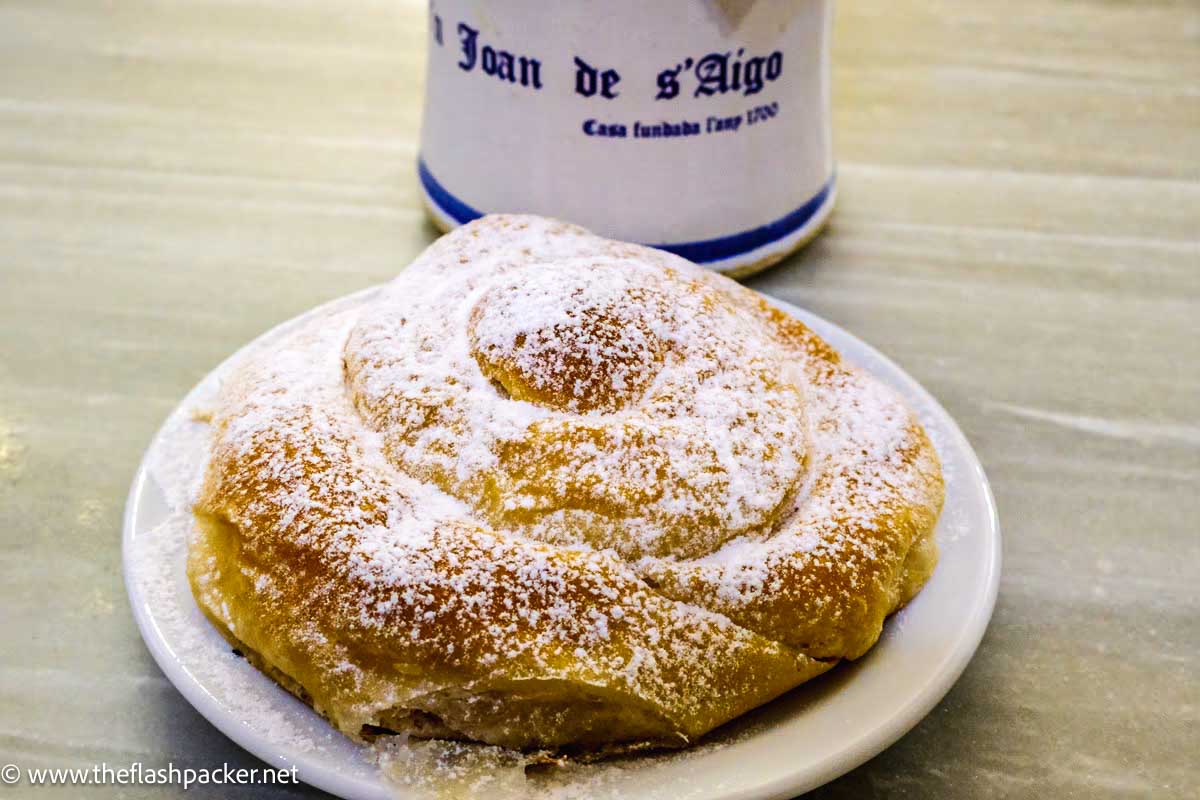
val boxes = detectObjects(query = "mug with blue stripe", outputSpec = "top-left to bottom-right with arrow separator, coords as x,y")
418,0 -> 835,277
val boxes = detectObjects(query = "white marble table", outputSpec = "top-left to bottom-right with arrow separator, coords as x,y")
1,1 -> 1196,797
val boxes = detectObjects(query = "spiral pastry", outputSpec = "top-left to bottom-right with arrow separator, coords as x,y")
189,215 -> 943,754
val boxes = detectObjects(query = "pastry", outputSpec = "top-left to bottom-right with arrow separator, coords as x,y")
188,214 -> 943,755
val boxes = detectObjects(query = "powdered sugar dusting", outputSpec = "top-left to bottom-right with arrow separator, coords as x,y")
154,214 -> 944,792
346,233 -> 812,562
192,269 -> 828,752
336,216 -> 941,661
129,401 -> 348,757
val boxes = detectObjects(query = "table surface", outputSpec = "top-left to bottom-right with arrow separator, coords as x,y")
1,1 -> 1196,798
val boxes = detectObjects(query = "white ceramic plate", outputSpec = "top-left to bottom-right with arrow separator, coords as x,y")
124,288 -> 1000,800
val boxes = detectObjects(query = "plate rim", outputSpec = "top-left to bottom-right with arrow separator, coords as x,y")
123,286 -> 1001,800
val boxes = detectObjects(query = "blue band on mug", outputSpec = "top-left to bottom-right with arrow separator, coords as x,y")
418,158 -> 834,265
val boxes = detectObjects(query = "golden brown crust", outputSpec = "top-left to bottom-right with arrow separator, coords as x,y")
188,214 -> 941,755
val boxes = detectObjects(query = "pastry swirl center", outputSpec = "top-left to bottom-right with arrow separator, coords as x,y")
468,265 -> 669,413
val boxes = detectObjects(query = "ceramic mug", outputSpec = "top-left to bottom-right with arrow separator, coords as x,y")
418,0 -> 835,276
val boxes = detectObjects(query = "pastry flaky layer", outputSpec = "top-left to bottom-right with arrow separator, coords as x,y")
188,214 -> 944,755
